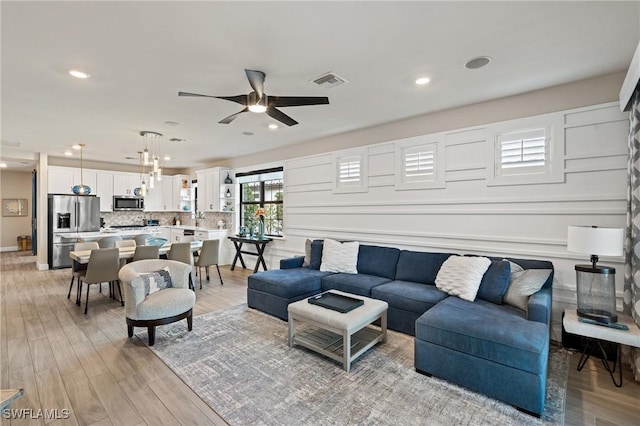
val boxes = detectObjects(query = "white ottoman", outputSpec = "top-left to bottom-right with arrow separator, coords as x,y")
288,290 -> 388,372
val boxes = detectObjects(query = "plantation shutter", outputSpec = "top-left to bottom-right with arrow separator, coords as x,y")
338,157 -> 361,185
499,128 -> 547,170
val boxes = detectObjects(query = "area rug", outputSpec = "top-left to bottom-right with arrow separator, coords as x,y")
143,305 -> 569,426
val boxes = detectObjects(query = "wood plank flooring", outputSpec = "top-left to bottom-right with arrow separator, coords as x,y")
1,251 -> 639,425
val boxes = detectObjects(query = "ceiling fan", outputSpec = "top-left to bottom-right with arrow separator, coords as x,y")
178,69 -> 329,127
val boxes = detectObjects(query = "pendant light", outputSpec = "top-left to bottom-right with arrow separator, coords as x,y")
135,151 -> 147,197
72,144 -> 92,195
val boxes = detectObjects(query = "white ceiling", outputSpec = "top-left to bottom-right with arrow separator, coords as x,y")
1,1 -> 638,171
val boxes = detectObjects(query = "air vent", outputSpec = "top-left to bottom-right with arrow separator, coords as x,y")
312,72 -> 348,88
169,138 -> 185,142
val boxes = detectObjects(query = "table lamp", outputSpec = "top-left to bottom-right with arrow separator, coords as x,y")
567,225 -> 624,324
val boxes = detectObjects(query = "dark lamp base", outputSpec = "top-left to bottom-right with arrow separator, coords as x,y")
577,308 -> 618,324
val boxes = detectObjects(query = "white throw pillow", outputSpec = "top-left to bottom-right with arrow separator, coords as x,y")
435,256 -> 492,301
319,239 -> 359,274
302,239 -> 312,267
504,269 -> 552,311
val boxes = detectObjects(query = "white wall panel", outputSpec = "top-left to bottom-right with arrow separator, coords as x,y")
270,101 -> 629,342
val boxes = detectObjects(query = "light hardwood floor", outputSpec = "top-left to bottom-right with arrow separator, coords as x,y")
1,251 -> 639,425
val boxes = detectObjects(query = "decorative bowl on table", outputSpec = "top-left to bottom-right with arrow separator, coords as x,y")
145,237 -> 168,247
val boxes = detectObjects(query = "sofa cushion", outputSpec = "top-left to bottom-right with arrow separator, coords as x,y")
320,239 -> 359,273
371,280 -> 449,314
356,245 -> 401,279
248,268 -> 330,299
395,250 -> 453,285
416,297 -> 548,374
435,256 -> 491,301
476,260 -> 511,305
321,273 -> 391,297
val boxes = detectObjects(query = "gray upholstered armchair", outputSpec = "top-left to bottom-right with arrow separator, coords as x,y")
118,259 -> 196,345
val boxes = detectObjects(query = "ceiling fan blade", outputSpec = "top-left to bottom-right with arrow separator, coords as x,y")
219,107 -> 248,124
266,107 -> 298,127
245,69 -> 265,100
178,91 -> 218,98
269,96 -> 330,108
215,95 -> 249,106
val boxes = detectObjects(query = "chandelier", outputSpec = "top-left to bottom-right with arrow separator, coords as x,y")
139,131 -> 163,191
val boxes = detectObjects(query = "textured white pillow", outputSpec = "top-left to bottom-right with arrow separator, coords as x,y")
435,256 -> 492,301
504,269 -> 552,311
320,239 -> 359,274
302,239 -> 312,267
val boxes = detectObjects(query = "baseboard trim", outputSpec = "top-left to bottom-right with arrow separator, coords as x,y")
0,246 -> 19,252
36,261 -> 49,270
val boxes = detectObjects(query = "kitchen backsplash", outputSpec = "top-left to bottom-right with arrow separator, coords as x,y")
101,211 -> 233,229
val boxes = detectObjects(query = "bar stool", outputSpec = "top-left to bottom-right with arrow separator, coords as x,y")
133,234 -> 153,246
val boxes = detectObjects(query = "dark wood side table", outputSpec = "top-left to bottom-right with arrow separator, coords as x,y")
228,236 -> 273,273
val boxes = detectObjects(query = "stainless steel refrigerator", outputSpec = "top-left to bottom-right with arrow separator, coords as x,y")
48,194 -> 100,269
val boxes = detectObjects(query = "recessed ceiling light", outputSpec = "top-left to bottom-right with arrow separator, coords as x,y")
69,70 -> 90,79
0,163 -> 7,168
268,124 -> 278,130
64,151 -> 73,156
415,77 -> 431,85
72,144 -> 82,150
242,131 -> 254,136
164,155 -> 171,161
465,56 -> 491,70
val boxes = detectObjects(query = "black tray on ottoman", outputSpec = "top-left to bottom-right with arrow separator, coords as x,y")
308,291 -> 364,313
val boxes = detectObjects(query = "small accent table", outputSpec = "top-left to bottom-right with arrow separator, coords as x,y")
288,290 -> 388,372
228,236 -> 273,273
563,309 -> 640,387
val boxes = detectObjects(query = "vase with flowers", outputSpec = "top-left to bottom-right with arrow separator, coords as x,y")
254,207 -> 266,239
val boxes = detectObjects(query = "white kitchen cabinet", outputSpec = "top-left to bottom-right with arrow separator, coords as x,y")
174,175 -> 192,213
48,167 -> 74,194
113,173 -> 140,196
96,173 -> 114,211
160,176 -> 175,211
196,170 -> 216,212
195,167 -> 232,212
158,227 -> 171,240
144,179 -> 163,211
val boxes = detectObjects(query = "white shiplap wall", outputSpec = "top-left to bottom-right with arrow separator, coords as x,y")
255,101 -> 628,341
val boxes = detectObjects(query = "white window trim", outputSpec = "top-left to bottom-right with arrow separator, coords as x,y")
486,114 -> 564,186
394,135 -> 445,190
332,149 -> 368,194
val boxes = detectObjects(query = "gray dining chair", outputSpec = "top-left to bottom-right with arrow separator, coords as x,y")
133,234 -> 153,246
115,239 -> 136,249
98,235 -> 123,248
132,245 -> 160,261
168,242 -> 194,290
78,248 -> 122,314
68,242 -> 99,305
194,239 -> 223,289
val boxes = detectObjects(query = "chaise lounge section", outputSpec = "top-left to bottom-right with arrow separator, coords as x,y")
247,240 -> 553,416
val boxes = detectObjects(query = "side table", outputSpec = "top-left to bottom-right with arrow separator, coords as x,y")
228,236 -> 273,273
563,309 -> 640,387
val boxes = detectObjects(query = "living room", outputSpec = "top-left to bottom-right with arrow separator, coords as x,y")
2,1 -> 640,425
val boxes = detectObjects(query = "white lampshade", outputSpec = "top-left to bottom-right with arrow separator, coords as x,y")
567,226 -> 624,257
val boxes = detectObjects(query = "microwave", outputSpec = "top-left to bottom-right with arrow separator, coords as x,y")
113,195 -> 145,211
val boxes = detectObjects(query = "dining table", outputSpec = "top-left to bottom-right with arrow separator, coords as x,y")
69,240 -> 203,264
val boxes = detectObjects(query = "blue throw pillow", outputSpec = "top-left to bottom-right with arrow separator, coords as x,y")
308,240 -> 324,270
476,260 -> 511,304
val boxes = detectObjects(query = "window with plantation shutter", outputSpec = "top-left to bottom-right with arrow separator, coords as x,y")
338,157 -> 361,185
333,150 -> 368,193
404,148 -> 435,181
496,128 -> 549,176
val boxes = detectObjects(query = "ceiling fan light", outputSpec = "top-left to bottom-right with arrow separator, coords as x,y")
248,104 -> 267,113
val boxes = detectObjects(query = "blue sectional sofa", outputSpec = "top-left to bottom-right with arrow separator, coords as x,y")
247,240 -> 553,416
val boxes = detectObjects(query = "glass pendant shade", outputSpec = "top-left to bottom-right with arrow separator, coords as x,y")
140,181 -> 147,197
149,172 -> 155,189
143,148 -> 150,165
153,157 -> 159,173
157,167 -> 162,181
73,143 -> 92,195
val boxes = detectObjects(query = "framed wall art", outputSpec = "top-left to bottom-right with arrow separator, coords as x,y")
2,199 -> 27,217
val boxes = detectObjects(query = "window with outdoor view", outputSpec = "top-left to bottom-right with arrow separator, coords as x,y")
238,167 -> 284,237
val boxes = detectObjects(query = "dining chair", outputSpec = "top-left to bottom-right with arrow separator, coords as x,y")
78,248 -> 122,314
68,242 -> 99,305
132,245 -> 160,261
168,242 -> 194,290
98,235 -> 123,248
133,234 -> 153,246
115,239 -> 136,266
194,239 -> 223,289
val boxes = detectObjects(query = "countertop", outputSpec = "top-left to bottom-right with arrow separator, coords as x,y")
168,225 -> 229,232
